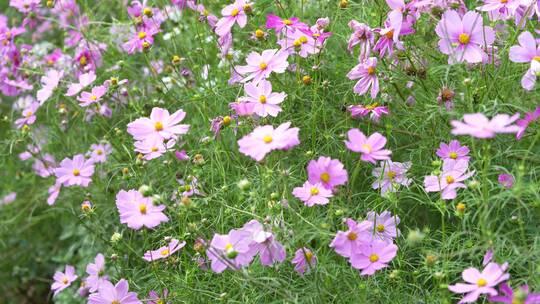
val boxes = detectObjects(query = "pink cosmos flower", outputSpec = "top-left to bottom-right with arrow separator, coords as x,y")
88,279 -> 142,304
365,211 -> 401,242
214,0 -> 249,37
435,10 -> 495,64
350,240 -> 398,276
345,129 -> 392,164
127,107 -> 190,141
37,69 -> 64,105
77,85 -> 107,107
424,159 -> 475,200
372,161 -> 412,195
307,156 -> 348,190
85,253 -> 108,293
348,103 -> 389,122
1,192 -> 16,205
54,154 -> 95,187
235,49 -> 289,84
51,265 -> 77,296
241,220 -> 286,266
278,29 -> 319,58
123,25 -> 160,54
66,71 -> 96,96
143,239 -> 186,262
134,137 -> 176,161
229,100 -> 256,116
207,229 -> 255,273
347,20 -> 374,61
266,14 -> 307,35
448,262 -> 510,303
451,113 -> 520,138
115,189 -> 169,230
498,173 -> 515,188
436,140 -> 470,161
347,57 -> 380,98
47,182 -> 62,206
240,79 -> 286,117
509,31 -> 540,91
15,101 -> 40,129
330,218 -> 372,258
478,0 -> 521,21
175,150 -> 189,161
516,106 -> 540,139
489,283 -> 540,304
373,20 -> 414,58
237,122 -> 300,161
9,0 -> 41,13
89,143 -> 112,163
292,181 -> 333,206
291,247 -> 317,275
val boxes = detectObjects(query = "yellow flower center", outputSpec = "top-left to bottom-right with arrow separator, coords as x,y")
255,29 -> 264,38
25,111 -> 33,118
320,172 -> 330,182
142,41 -> 151,49
367,66 -> 376,75
299,36 -> 308,44
376,224 -> 385,232
96,149 -> 103,155
225,243 -> 233,251
313,33 -> 321,38
347,232 -> 358,240
385,30 -> 394,39
449,152 -> 458,159
259,62 -> 268,70
310,187 -> 320,195
362,144 -> 372,152
259,95 -> 267,103
62,278 -> 69,284
305,251 -> 313,261
72,169 -> 80,176
293,39 -> 302,47
223,115 -> 232,125
138,31 -> 147,39
82,203 -> 91,211
231,8 -> 239,16
458,33 -> 470,45
533,56 -> 540,62
160,249 -> 170,256
203,9 -> 209,17
143,7 -> 152,16
112,301 -> 120,304
151,147 -> 158,152
139,203 -> 147,214
263,135 -> 273,143
154,121 -> 164,131
79,55 -> 87,66
446,175 -> 455,184
365,102 -> 378,110
477,278 -> 487,287
369,254 -> 379,262
283,19 -> 292,25
387,171 -> 397,179
90,95 -> 97,101
500,0 -> 508,3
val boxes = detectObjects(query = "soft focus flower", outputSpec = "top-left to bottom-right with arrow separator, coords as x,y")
509,31 -> 540,91
292,181 -> 333,206
115,189 -> 169,230
307,156 -> 348,190
371,160 -> 412,195
291,247 -> 317,275
148,289 -> 170,304
1,192 -> 17,205
89,143 -> 112,163
424,159 -> 474,200
348,103 -> 389,122
77,85 -> 107,107
436,140 -> 470,161
134,137 -> 176,160
237,122 -> 300,161
489,283 -> 540,304
347,57 -> 380,98
66,71 -> 96,96
350,240 -> 398,276
207,229 -> 255,273
88,279 -> 142,304
451,113 -> 520,138
54,154 -> 95,187
498,173 -> 515,189
215,0 -> 248,36
37,69 -> 64,105
516,107 -> 540,139
235,49 -> 289,84
85,253 -> 107,293
448,262 -> 510,303
143,239 -> 186,261
345,129 -> 392,164
51,265 -> 77,296
347,20 -> 374,60
15,101 -> 40,129
266,14 -> 307,35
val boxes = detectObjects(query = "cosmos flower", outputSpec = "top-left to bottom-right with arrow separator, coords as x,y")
307,156 -> 348,190
66,71 -> 96,96
350,240 -> 398,276
347,57 -> 380,98
127,107 -> 190,141
424,159 -> 474,200
235,49 -> 289,84
143,239 -> 186,262
516,106 -> 540,139
241,220 -> 286,266
206,229 -> 255,273
292,181 -> 334,206
371,160 -> 412,195
330,218 -> 372,258
115,189 -> 169,230
134,137 -> 176,161
88,279 -> 142,304
291,247 -> 317,275
347,20 -> 374,61
348,103 -> 389,122
478,0 -> 521,21
498,173 -> 515,189
51,265 -> 78,296
15,101 -> 40,129
54,154 -> 95,187
88,143 -> 112,163
365,211 -> 401,242
448,262 -> 510,303
85,253 -> 108,293
436,140 -> 470,161
214,0 -> 249,37
451,113 -> 520,138
266,14 -> 307,35
509,31 -> 540,91
148,289 -> 170,304
237,122 -> 300,161
489,283 -> 540,304
344,129 -> 392,164
240,79 -> 286,117
278,28 -> 319,58
123,25 -> 160,54
435,10 -> 495,64
77,85 -> 107,107
37,69 -> 64,105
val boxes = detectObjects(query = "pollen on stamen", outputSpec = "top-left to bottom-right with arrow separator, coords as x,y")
347,232 -> 358,240
90,95 -> 97,101
263,135 -> 273,143
138,31 -> 147,39
446,175 -> 455,184
139,204 -> 147,214
320,172 -> 330,182
458,33 -> 470,45
160,249 -> 170,256
376,224 -> 385,232
449,152 -> 458,159
367,66 -> 376,75
387,171 -> 397,179
533,56 -> 540,62
231,8 -> 239,17
72,169 -> 80,176
369,254 -> 379,262
283,19 -> 292,26
477,278 -> 487,287
259,62 -> 268,70
310,187 -> 320,195
259,95 -> 267,103
362,143 -> 373,152
154,121 -> 164,131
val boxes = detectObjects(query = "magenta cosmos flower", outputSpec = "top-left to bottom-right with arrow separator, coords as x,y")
266,14 -> 307,35
292,181 -> 333,207
143,239 -> 186,262
115,189 -> 169,230
345,129 -> 392,164
347,20 -> 374,61
435,10 -> 495,64
214,0 -> 249,36
123,25 -> 160,54
85,253 -> 108,293
424,159 -> 474,200
348,103 -> 389,122
489,283 -> 540,304
371,161 -> 412,195
347,57 -> 380,98
498,173 -> 515,189
127,107 -> 190,141
451,113 -> 520,138
365,211 -> 400,242
15,101 -> 40,129
235,49 -> 289,84
237,122 -> 300,161
307,156 -> 348,190
240,79 -> 286,117
291,247 -> 317,275
207,229 -> 255,273
509,31 -> 540,91
350,240 -> 398,276
55,154 -> 95,187
88,279 -> 142,304
448,262 -> 510,303
77,85 -> 107,107
51,265 -> 77,296
516,106 -> 540,139
89,143 -> 112,163
330,218 -> 372,258
436,140 -> 470,161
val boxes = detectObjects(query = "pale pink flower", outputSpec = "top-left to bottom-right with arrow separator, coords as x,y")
37,69 -> 64,105
307,156 -> 348,190
424,159 -> 475,200
365,211 -> 401,242
345,129 -> 392,164
77,85 -> 107,107
292,181 -> 333,206
127,107 -> 190,141
66,71 -> 96,96
350,240 -> 398,276
291,247 -> 317,275
89,143 -> 112,163
240,80 -> 286,117
115,189 -> 169,230
371,161 -> 412,195
143,239 -> 186,262
134,137 -> 176,160
214,0 -> 249,37
15,101 -> 40,128
237,122 -> 300,161
235,49 -> 289,84
448,262 -> 510,303
85,253 -> 108,293
330,218 -> 372,258
88,279 -> 142,304
54,154 -> 95,187
51,265 -> 77,296
451,113 -> 520,138
347,57 -> 380,98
